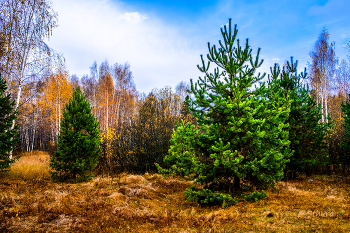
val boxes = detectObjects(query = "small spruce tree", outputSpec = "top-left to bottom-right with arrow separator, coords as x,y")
267,58 -> 333,179
0,74 -> 19,172
341,95 -> 350,167
157,19 -> 292,207
50,87 -> 101,182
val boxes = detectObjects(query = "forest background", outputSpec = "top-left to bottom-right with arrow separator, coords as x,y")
1,0 -> 350,177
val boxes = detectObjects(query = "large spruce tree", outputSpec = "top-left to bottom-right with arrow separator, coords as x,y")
267,59 -> 333,179
0,73 -> 19,172
157,19 -> 292,207
50,87 -> 101,182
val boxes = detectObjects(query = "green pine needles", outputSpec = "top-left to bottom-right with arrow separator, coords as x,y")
157,19 -> 292,207
50,87 -> 102,182
0,73 -> 19,172
267,59 -> 333,180
341,95 -> 350,166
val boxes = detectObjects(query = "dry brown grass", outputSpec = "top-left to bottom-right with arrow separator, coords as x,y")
0,151 -> 350,232
4,151 -> 51,181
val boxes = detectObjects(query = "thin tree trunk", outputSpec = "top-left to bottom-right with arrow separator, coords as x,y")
8,79 -> 22,161
325,93 -> 328,123
321,94 -> 324,123
106,89 -> 109,131
31,108 -> 37,152
58,92 -> 61,134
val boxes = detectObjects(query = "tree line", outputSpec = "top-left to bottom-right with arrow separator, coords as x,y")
309,28 -> 350,174
1,1 -> 350,196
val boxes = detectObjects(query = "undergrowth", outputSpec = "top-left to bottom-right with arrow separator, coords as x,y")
0,151 -> 349,232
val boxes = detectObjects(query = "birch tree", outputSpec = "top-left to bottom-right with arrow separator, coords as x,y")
97,61 -> 114,132
112,62 -> 137,128
0,0 -> 59,160
88,61 -> 99,117
39,68 -> 73,140
309,27 -> 337,123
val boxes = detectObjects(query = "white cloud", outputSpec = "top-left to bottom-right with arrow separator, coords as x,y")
120,12 -> 148,23
48,0 -> 202,94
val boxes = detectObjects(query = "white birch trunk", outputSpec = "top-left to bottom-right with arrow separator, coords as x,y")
8,79 -> 22,161
321,94 -> 324,123
325,91 -> 328,123
106,89 -> 109,131
31,121 -> 36,152
58,91 -> 61,134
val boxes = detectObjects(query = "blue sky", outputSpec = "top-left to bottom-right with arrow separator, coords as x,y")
48,0 -> 350,94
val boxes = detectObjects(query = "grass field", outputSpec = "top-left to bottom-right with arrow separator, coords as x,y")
0,151 -> 349,232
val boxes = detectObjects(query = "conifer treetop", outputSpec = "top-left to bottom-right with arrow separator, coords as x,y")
192,18 -> 265,99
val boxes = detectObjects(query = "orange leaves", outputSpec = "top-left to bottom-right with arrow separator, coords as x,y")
92,62 -> 138,134
38,69 -> 73,137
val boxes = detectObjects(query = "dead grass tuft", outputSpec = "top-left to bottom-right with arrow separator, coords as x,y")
145,173 -> 163,181
107,192 -> 125,200
118,183 -> 156,198
1,152 -> 350,232
125,175 -> 147,184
